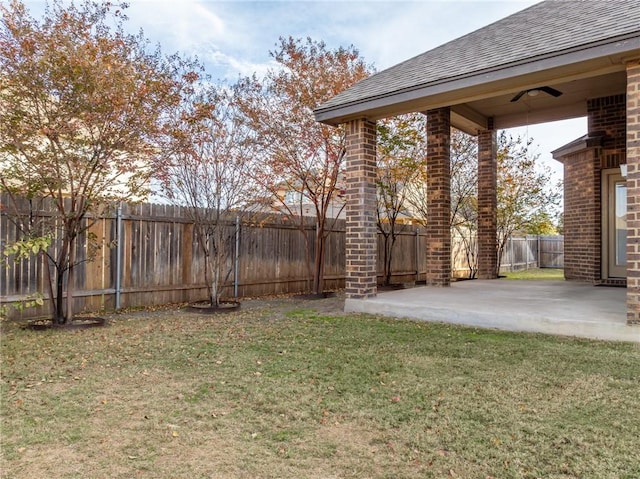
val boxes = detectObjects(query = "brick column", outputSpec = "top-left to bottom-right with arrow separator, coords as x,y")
477,127 -> 498,279
345,118 -> 377,299
626,59 -> 640,325
426,107 -> 451,286
561,145 -> 601,282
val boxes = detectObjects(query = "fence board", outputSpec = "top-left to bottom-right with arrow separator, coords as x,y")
1,194 -> 564,319
539,235 -> 565,268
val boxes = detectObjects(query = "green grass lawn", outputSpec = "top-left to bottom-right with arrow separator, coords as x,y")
502,268 -> 565,280
2,299 -> 639,478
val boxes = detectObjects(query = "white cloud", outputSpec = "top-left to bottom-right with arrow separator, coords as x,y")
18,0 -> 584,174
124,0 -> 226,53
123,0 -> 586,177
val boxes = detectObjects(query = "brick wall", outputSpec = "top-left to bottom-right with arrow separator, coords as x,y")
625,60 -> 640,325
344,118 -> 378,299
425,108 -> 451,286
477,128 -> 498,279
587,94 -> 626,169
558,94 -> 627,284
562,146 -> 601,282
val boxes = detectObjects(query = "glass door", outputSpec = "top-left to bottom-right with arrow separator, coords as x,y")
606,172 -> 627,278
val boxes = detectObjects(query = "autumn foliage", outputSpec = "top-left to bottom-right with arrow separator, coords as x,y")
239,37 -> 371,295
0,0 -> 183,323
159,69 -> 258,307
376,114 -> 427,286
0,0 -> 562,319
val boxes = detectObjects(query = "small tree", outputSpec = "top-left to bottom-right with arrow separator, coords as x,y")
404,128 -> 479,277
376,114 -> 426,286
449,130 -> 479,278
496,132 -> 561,272
239,37 -> 371,295
523,210 -> 560,236
0,0 -> 182,323
160,76 -> 257,307
405,129 -> 559,278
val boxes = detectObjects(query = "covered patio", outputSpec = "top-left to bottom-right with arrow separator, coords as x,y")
346,281 -> 636,342
315,0 -> 640,341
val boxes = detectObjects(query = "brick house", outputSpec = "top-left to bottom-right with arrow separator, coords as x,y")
314,0 -> 640,325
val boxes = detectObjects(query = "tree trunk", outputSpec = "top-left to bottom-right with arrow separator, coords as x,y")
194,224 -> 213,305
65,235 -> 77,322
212,263 -> 220,307
385,235 -> 397,286
496,237 -> 507,277
381,232 -> 391,286
202,249 -> 213,304
54,234 -> 70,323
303,227 -> 313,294
459,229 -> 478,279
211,238 -> 221,307
43,254 -> 57,321
55,265 -> 65,324
313,226 -> 325,295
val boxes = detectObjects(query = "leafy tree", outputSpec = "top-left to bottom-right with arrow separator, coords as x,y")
555,212 -> 564,235
403,162 -> 428,228
404,128 -> 479,277
376,113 -> 426,286
405,129 -> 559,278
449,130 -> 480,278
496,132 -> 561,272
0,0 -> 182,323
239,37 -> 371,295
159,74 -> 257,307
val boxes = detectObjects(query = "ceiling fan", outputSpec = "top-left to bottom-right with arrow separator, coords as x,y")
510,86 -> 563,102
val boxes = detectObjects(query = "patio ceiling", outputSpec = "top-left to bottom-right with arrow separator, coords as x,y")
314,0 -> 640,135
451,62 -> 629,133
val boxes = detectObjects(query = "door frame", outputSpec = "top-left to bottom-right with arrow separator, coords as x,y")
601,168 -> 627,279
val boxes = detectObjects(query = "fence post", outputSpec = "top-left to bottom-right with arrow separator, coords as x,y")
510,237 -> 514,272
415,229 -> 420,282
234,215 -> 240,298
115,202 -> 123,310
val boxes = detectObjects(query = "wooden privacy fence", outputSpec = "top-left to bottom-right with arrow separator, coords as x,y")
1,197 -> 563,319
500,235 -> 565,271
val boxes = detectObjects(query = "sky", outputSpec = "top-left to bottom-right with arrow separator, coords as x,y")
23,0 -> 587,178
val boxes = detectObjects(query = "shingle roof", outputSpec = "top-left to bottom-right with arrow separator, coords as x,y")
315,0 -> 640,116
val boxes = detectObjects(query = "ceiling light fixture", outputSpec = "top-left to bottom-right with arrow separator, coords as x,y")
510,86 -> 563,102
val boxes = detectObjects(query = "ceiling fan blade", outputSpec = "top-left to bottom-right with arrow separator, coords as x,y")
540,86 -> 563,97
510,90 -> 527,102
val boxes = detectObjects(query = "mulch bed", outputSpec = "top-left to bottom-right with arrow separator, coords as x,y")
25,316 -> 107,331
184,300 -> 241,314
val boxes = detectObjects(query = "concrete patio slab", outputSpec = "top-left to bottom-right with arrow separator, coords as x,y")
345,280 -> 640,343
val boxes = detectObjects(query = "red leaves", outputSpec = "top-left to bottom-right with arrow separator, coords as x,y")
0,0 -> 184,322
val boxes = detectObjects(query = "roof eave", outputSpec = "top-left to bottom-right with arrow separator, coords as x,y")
551,133 -> 604,161
314,35 -> 640,126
